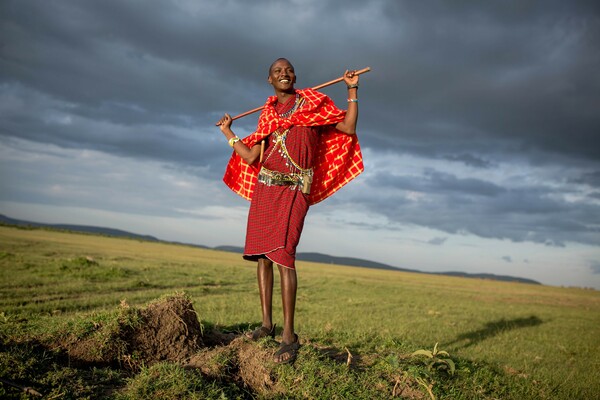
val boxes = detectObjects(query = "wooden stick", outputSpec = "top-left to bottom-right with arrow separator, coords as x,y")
311,66 -> 371,91
216,67 -> 371,125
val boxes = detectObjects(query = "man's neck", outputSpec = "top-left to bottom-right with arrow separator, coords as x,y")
275,88 -> 295,104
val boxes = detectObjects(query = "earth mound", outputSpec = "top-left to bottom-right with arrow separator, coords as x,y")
58,294 -> 288,395
60,294 -> 204,367
187,337 -> 283,397
129,294 -> 204,363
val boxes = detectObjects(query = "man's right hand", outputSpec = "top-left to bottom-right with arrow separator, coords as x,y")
217,113 -> 233,133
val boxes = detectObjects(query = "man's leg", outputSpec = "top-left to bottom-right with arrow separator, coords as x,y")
274,264 -> 298,363
257,258 -> 274,330
278,264 -> 297,343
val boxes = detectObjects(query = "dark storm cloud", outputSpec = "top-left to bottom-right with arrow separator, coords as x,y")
571,171 -> 600,188
374,169 -> 506,197
444,154 -> 493,169
3,1 -> 599,159
355,167 -> 599,247
363,1 -> 600,162
1,0 -> 599,248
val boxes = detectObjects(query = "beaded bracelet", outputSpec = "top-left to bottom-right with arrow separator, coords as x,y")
347,98 -> 359,103
228,136 -> 240,147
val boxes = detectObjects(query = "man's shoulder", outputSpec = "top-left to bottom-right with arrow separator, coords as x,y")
297,87 -> 324,98
297,88 -> 330,108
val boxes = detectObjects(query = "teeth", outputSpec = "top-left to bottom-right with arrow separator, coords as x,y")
280,79 -> 290,83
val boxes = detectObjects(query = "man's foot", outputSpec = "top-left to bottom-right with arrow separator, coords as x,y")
274,334 -> 300,364
246,324 -> 276,341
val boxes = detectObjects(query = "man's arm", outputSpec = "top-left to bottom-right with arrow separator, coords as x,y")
217,113 -> 262,165
335,70 -> 359,135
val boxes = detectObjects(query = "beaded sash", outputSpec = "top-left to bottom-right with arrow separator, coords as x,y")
259,95 -> 312,194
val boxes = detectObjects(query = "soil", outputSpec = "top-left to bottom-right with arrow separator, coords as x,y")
187,337 -> 283,397
61,294 -> 204,367
129,295 -> 204,363
55,294 -> 287,395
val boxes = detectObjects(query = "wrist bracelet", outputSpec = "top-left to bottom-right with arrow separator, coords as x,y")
347,84 -> 359,89
347,98 -> 359,103
228,136 -> 240,147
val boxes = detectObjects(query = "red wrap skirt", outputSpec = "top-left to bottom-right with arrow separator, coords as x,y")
243,118 -> 318,269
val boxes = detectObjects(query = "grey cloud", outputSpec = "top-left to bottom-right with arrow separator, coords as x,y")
444,154 -> 493,169
356,167 -> 600,247
3,1 -> 599,163
373,169 -> 505,198
571,171 -> 600,188
502,256 -> 512,263
428,237 -> 447,246
0,83 -> 228,181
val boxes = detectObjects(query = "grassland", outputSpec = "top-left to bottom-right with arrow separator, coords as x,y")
0,225 -> 599,399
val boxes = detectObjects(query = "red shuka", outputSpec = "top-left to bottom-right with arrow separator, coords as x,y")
223,88 -> 364,205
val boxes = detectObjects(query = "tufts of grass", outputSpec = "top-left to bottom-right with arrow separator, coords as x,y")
0,338 -> 125,399
115,362 -> 246,400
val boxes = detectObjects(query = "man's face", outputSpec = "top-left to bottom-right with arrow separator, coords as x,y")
268,59 -> 296,91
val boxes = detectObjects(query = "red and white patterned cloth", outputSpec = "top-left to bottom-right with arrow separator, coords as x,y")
223,88 -> 364,205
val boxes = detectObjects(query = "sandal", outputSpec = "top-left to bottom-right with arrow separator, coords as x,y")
274,334 -> 300,364
246,324 -> 276,341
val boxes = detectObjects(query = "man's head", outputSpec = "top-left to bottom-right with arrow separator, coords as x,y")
268,58 -> 296,92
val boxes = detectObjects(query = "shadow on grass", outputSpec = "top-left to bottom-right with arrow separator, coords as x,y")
445,315 -> 543,350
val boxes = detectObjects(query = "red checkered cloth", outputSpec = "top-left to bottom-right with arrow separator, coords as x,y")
223,88 -> 364,205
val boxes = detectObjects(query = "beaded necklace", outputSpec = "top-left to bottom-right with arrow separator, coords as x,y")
264,94 -> 306,172
271,94 -> 304,147
279,93 -> 303,119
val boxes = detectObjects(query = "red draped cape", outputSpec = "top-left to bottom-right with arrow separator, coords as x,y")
223,88 -> 364,205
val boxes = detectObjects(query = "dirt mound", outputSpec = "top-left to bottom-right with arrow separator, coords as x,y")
129,295 -> 203,363
61,294 -> 204,367
60,294 -> 286,395
187,337 -> 283,397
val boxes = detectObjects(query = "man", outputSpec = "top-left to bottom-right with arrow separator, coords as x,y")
217,58 -> 363,364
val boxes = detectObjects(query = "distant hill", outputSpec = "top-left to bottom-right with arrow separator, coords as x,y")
433,271 -> 541,285
296,252 -> 420,272
2,215 -> 540,285
214,247 -> 414,271
0,214 -> 160,242
213,246 -> 540,285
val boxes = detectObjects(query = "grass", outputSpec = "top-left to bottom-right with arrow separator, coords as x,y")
1,225 -> 599,399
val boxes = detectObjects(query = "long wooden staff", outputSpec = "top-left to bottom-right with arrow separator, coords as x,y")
215,66 -> 371,125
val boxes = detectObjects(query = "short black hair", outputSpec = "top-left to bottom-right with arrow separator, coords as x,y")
269,58 -> 294,75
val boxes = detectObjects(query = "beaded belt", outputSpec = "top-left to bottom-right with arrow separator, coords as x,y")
258,167 -> 313,194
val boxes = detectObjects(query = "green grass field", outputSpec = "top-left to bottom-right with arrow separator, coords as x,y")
1,225 -> 599,399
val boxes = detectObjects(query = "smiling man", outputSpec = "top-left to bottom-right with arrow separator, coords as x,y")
217,58 -> 364,364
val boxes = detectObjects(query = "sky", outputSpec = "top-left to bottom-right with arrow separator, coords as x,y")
1,0 -> 599,289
